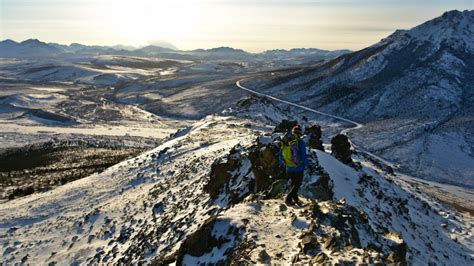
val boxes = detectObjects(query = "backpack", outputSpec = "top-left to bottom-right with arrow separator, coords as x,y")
281,133 -> 301,167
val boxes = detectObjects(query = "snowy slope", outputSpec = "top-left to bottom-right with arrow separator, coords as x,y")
1,96 -> 472,264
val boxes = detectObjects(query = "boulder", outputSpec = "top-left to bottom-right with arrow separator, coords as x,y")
175,216 -> 228,264
299,235 -> 319,253
312,252 -> 329,264
204,154 -> 241,199
308,170 -> 333,201
323,236 -> 342,252
256,249 -> 271,263
384,232 -> 407,264
305,125 -> 324,151
331,134 -> 353,164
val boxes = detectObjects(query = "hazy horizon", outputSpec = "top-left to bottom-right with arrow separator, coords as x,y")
1,0 -> 473,52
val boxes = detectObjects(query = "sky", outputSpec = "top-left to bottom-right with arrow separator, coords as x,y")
0,0 -> 473,52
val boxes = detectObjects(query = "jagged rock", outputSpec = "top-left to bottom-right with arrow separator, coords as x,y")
384,232 -> 407,264
309,203 -> 323,219
299,235 -> 318,253
331,134 -> 353,164
175,216 -> 228,265
273,119 -> 298,133
308,170 -> 333,201
312,252 -> 329,264
278,203 -> 287,212
305,125 -> 324,151
152,202 -> 165,216
256,249 -> 271,263
324,236 -> 342,252
291,253 -> 300,263
204,154 -> 241,199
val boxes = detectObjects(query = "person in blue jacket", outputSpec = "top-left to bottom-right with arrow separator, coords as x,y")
280,124 -> 308,206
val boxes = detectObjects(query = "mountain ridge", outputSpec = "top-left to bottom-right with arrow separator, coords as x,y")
0,38 -> 350,62
1,96 -> 472,264
241,9 -> 474,187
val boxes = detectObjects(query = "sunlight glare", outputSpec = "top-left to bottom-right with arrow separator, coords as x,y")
104,0 -> 202,46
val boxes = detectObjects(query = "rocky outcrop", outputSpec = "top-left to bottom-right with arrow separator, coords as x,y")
384,232 -> 408,264
204,151 -> 241,199
236,95 -> 273,109
190,198 -> 409,265
307,166 -> 334,201
198,125 -> 409,265
331,134 -> 353,164
175,216 -> 235,265
305,124 -> 324,151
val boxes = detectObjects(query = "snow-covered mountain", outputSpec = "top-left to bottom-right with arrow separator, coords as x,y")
261,48 -> 351,64
243,10 -> 474,187
1,9 -> 473,265
1,96 -> 472,264
0,39 -> 62,57
0,39 -> 347,64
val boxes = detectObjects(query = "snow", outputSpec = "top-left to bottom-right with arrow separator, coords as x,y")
436,51 -> 466,77
317,150 -> 359,203
0,123 -> 176,138
236,80 -> 362,127
1,93 -> 67,109
203,200 -> 308,264
30,87 -> 66,92
317,149 -> 474,264
236,10 -> 474,190
418,133 -> 474,185
21,65 -> 98,82
0,109 -> 257,264
409,10 -> 474,52
1,11 -> 474,262
0,96 -> 473,264
348,53 -> 387,82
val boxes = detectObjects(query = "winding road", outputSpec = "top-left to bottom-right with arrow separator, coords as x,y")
235,79 -> 395,168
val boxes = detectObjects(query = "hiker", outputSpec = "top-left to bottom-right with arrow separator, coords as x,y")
280,124 -> 308,206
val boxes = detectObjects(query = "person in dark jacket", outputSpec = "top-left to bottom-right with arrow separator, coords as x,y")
280,125 -> 308,206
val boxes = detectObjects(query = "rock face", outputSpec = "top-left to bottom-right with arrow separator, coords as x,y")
204,151 -> 241,199
305,125 -> 324,151
307,166 -> 334,201
175,216 -> 230,265
330,134 -> 353,164
299,235 -> 318,253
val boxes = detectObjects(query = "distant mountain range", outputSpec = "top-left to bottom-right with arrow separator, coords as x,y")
246,9 -> 474,187
0,39 -> 350,62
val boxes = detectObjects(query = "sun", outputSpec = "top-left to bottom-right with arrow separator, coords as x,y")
106,0 -> 203,46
